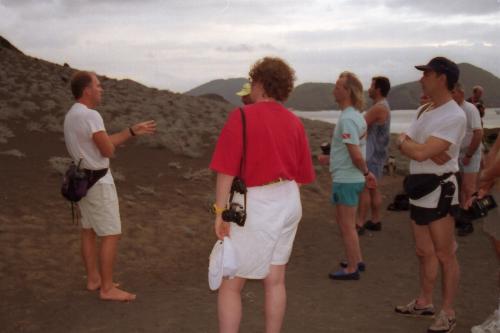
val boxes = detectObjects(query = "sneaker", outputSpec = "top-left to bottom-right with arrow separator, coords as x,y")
339,261 -> 366,272
328,269 -> 360,280
364,220 -> 382,231
471,310 -> 500,333
395,299 -> 435,317
428,310 -> 456,333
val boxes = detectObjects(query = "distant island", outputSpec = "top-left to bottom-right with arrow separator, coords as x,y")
185,63 -> 500,110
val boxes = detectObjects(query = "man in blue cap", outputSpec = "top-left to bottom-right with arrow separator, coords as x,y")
395,57 -> 466,333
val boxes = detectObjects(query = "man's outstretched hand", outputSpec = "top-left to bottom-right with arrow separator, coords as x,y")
131,120 -> 157,136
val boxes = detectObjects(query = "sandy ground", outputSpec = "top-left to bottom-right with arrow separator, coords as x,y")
1,130 -> 499,333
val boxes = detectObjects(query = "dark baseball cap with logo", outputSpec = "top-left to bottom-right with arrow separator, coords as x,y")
415,56 -> 460,87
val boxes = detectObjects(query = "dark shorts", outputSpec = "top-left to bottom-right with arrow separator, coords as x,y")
410,204 -> 460,225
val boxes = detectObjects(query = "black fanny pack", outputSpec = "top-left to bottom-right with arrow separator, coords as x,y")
61,159 -> 108,203
403,173 -> 453,200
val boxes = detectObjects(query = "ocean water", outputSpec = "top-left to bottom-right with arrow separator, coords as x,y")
294,108 -> 500,133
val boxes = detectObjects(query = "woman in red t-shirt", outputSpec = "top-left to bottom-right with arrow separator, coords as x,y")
210,57 -> 315,333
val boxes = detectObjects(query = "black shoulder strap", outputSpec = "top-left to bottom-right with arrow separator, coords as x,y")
417,102 -> 433,119
239,107 -> 247,179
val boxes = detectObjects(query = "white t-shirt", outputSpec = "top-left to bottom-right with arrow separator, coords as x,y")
406,99 -> 466,175
63,103 -> 114,184
459,101 -> 482,151
405,100 -> 466,208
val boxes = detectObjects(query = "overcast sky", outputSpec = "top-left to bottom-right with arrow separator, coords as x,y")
1,0 -> 499,92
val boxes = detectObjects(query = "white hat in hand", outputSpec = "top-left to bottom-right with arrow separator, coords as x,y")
208,237 -> 238,291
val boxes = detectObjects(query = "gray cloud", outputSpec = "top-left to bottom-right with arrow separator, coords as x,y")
383,0 -> 500,15
0,0 -> 499,92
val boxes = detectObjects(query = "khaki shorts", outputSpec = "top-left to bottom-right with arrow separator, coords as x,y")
229,180 -> 302,279
79,183 -> 121,236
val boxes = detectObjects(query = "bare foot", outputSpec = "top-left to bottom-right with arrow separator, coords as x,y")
100,287 -> 136,302
87,280 -> 120,291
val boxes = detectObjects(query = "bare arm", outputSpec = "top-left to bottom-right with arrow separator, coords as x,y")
484,132 -> 500,168
399,135 -> 451,162
364,105 -> 388,126
93,131 -> 116,158
92,120 -> 156,158
481,151 -> 500,183
317,154 -> 330,165
346,143 -> 377,186
466,128 -> 483,156
109,120 -> 156,146
346,143 -> 368,173
214,173 -> 234,240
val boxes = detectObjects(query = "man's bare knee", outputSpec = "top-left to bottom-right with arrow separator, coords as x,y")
435,248 -> 456,264
415,246 -> 435,259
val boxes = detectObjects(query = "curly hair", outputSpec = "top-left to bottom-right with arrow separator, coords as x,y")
248,57 -> 296,102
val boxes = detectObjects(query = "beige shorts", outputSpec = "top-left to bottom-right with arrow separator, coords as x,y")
79,183 -> 121,236
483,192 -> 500,241
229,180 -> 302,279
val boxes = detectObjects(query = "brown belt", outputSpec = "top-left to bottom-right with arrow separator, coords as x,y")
264,177 -> 289,186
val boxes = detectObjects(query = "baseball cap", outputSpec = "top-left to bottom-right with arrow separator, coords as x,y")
415,57 -> 459,87
236,83 -> 251,96
208,237 -> 238,291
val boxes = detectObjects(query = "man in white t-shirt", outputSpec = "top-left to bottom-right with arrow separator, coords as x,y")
451,82 -> 483,237
394,57 -> 466,333
64,71 -> 156,301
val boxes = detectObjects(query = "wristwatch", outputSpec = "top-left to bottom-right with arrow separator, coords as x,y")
212,203 -> 225,215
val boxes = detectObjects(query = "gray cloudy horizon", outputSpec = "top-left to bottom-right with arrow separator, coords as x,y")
1,0 -> 499,92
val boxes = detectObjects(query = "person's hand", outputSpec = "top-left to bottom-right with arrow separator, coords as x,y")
431,152 -> 451,165
317,154 -> 330,165
365,172 -> 377,189
464,188 -> 488,209
131,120 -> 156,136
214,215 -> 230,240
396,133 -> 408,150
462,155 -> 471,166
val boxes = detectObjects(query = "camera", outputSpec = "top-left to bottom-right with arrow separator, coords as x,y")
320,142 -> 331,155
467,195 -> 498,220
222,177 -> 247,226
222,202 -> 247,226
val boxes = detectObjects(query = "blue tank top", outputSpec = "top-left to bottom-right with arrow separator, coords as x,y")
366,99 -> 391,166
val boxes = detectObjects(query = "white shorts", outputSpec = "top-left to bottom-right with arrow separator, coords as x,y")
79,183 -> 121,236
229,180 -> 302,279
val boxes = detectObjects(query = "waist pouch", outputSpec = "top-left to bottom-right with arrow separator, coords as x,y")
403,173 -> 453,200
61,163 -> 108,203
84,168 -> 108,189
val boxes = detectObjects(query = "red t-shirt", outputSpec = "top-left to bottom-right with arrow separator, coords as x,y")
210,101 -> 315,187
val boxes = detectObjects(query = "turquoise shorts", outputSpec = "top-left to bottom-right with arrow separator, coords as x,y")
331,182 -> 365,206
